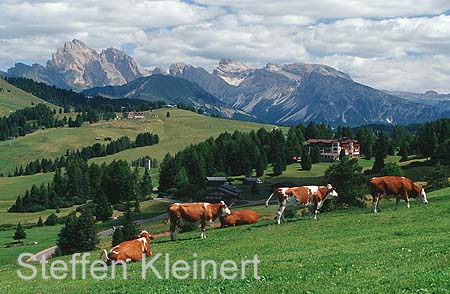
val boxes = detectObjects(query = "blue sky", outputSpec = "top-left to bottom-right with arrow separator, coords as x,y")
1,0 -> 450,92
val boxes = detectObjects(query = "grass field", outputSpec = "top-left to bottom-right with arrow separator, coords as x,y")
0,79 -> 59,117
0,187 -> 448,293
0,108 -> 277,175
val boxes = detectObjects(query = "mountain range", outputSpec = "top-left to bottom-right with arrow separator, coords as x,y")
5,40 -> 450,126
7,39 -> 149,91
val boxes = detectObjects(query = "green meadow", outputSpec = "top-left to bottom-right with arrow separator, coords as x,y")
0,79 -> 59,117
0,187 -> 448,293
0,108 -> 277,175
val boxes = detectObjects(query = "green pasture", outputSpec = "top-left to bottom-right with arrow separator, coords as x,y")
0,187 -> 448,293
0,79 -> 59,117
0,108 -> 277,175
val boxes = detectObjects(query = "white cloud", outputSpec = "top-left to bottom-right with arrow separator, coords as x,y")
317,54 -> 450,93
1,0 -> 450,92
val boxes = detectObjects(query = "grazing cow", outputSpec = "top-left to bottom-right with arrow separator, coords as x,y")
100,230 -> 154,263
220,210 -> 259,227
167,201 -> 231,240
368,176 -> 428,213
265,184 -> 338,224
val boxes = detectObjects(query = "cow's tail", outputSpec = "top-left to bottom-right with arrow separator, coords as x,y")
265,192 -> 275,207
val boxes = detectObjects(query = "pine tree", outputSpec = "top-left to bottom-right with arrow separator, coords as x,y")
272,156 -> 283,176
301,149 -> 312,171
310,146 -> 322,164
121,205 -> 139,242
13,222 -> 26,243
57,210 -> 98,255
399,142 -> 409,161
95,192 -> 113,222
325,157 -> 365,207
37,216 -> 44,227
140,168 -> 153,197
381,163 -> 404,176
112,227 -> 125,246
159,153 -> 177,191
44,213 -> 59,226
372,131 -> 388,173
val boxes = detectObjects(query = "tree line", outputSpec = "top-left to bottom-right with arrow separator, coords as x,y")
8,132 -> 159,177
0,104 -> 65,141
5,77 -> 167,113
9,158 -> 153,213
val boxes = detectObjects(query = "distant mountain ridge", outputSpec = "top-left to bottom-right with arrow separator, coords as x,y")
82,74 -> 256,120
169,60 -> 449,126
5,39 -> 449,126
7,39 -> 149,91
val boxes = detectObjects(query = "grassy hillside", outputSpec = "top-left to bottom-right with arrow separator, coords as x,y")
0,79 -> 58,116
0,108 -> 277,175
0,187 -> 448,293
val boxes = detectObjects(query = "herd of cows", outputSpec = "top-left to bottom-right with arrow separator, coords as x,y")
101,176 -> 429,263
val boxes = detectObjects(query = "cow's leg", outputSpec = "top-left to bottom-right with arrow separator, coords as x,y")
200,221 -> 206,239
404,192 -> 410,209
372,196 -> 378,213
395,196 -> 400,210
169,217 -> 178,241
373,194 -> 381,213
276,200 -> 287,224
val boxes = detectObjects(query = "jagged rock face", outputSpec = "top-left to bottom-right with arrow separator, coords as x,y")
169,61 -> 447,126
213,58 -> 254,86
8,39 -> 149,90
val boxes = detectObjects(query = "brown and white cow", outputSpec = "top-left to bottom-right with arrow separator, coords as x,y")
220,210 -> 259,227
265,184 -> 338,224
167,201 -> 231,240
368,176 -> 428,213
100,230 -> 155,263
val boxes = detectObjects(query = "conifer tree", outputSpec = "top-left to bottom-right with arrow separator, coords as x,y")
301,149 -> 312,171
310,146 -> 322,164
140,168 -> 152,197
37,216 -> 44,227
13,222 -> 26,242
95,192 -> 113,222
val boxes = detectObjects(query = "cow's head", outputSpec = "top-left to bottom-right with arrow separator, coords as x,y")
325,184 -> 339,198
220,200 -> 231,216
418,188 -> 428,204
139,230 -> 155,241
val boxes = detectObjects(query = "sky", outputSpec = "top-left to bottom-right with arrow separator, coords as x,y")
1,0 -> 450,93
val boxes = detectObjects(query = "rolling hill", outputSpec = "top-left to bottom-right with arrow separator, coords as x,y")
0,79 -> 58,116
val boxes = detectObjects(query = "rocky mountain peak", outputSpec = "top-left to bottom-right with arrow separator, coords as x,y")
213,58 -> 253,86
169,63 -> 191,76
9,40 -> 149,90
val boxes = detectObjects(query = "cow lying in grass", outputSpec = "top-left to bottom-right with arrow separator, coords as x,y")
100,230 -> 154,264
220,210 -> 259,227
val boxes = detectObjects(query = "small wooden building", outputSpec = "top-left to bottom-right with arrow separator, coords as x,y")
203,184 -> 242,205
206,176 -> 229,187
242,177 -> 262,185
